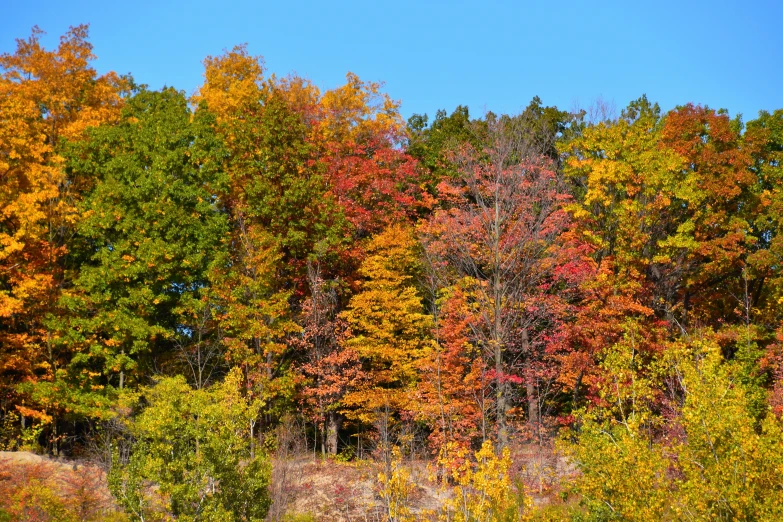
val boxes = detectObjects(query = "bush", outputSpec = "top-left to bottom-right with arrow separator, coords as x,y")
109,368 -> 271,521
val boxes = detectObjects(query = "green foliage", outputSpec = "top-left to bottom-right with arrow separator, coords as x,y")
407,97 -> 575,185
407,105 -> 476,185
108,368 -> 271,521
56,87 -> 229,394
4,23 -> 783,522
229,91 -> 345,262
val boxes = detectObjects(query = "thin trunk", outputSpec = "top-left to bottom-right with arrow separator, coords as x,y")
495,340 -> 508,449
119,349 -> 125,390
572,369 -> 584,410
492,180 -> 509,451
522,329 -> 540,442
250,419 -> 256,459
320,405 -> 327,458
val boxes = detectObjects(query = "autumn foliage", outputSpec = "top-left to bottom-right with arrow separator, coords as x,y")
1,24 -> 783,521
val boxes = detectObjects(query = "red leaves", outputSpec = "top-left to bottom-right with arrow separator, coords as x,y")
415,284 -> 488,449
324,136 -> 425,236
293,266 -> 361,429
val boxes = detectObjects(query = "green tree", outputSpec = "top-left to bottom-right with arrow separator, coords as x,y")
59,88 -> 228,393
407,105 -> 476,186
194,47 -> 348,285
109,368 -> 271,521
746,109 -> 783,328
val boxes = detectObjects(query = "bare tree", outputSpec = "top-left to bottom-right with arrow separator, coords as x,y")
175,298 -> 225,390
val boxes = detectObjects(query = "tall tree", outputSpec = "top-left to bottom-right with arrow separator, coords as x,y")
0,25 -> 125,427
421,114 -> 571,447
746,109 -> 783,329
340,224 -> 433,425
414,281 -> 489,453
57,88 -> 228,396
293,261 -> 359,455
193,46 -> 348,291
659,104 -> 759,327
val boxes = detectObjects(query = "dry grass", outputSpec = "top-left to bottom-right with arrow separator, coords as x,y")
0,451 -> 125,521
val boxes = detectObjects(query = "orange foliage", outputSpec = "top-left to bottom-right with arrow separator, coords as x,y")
0,25 -> 124,416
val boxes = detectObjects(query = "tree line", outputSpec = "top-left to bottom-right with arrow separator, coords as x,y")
1,25 -> 782,521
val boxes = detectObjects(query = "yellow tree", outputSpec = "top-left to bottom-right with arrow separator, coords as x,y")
193,46 -> 347,289
0,25 -> 124,428
440,440 -> 528,522
561,335 -> 783,520
194,46 -> 332,418
340,224 -> 433,429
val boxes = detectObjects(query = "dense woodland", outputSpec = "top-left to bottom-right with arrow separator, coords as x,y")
1,26 -> 783,521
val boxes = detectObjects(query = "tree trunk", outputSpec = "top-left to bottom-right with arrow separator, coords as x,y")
119,349 -> 125,390
522,329 -> 539,442
326,411 -> 341,455
572,369 -> 583,410
495,341 -> 509,449
526,373 -> 539,439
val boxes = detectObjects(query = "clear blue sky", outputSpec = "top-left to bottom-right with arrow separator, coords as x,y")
3,0 -> 780,123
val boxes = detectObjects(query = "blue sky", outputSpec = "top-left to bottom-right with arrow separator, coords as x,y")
3,1 -> 780,123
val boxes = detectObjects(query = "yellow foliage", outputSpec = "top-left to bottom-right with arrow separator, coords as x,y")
193,43 -> 265,122
562,337 -> 783,520
440,441 -> 528,522
0,24 -> 124,406
377,447 -> 416,522
341,224 -> 433,421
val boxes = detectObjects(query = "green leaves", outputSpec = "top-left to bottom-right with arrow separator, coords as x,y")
109,369 -> 271,521
62,88 -> 229,390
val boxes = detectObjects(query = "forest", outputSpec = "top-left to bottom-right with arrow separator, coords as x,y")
1,25 -> 782,521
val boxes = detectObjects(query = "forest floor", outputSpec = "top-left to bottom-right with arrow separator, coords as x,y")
0,444 -> 572,521
271,443 -> 573,521
271,456 -> 445,521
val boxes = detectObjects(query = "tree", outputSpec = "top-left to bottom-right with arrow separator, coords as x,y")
407,97 -> 576,189
745,109 -> 783,330
277,71 -> 429,255
562,336 -> 783,520
209,222 -> 299,417
109,368 -> 271,521
407,105 -> 477,193
340,224 -> 433,426
561,97 -> 683,325
421,113 -> 571,448
293,261 -> 360,456
658,104 -> 759,327
194,46 -> 348,291
439,440 -> 527,522
562,98 -> 763,332
0,25 -> 125,436
415,281 -> 490,454
58,88 -> 228,395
